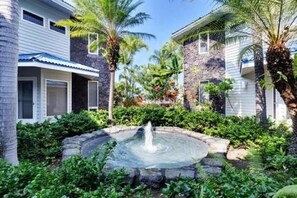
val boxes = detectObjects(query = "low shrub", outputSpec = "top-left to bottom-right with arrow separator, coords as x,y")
113,105 -> 167,126
273,185 -> 297,198
17,121 -> 61,161
0,143 -> 150,197
162,165 -> 296,198
17,110 -> 108,162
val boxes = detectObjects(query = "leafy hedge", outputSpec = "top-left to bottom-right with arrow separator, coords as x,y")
17,106 -> 292,164
17,110 -> 108,162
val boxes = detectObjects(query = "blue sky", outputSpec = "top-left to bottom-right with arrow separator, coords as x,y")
130,0 -> 216,66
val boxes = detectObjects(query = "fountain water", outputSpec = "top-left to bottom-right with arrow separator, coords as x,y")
143,121 -> 158,153
81,123 -> 209,169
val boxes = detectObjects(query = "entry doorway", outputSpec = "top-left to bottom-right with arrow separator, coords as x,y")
18,77 -> 37,123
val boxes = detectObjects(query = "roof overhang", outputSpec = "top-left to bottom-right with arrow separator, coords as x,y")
39,0 -> 74,15
172,6 -> 228,41
19,62 -> 99,77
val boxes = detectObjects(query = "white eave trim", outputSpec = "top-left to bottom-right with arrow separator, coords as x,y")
40,0 -> 74,14
19,62 -> 99,77
52,0 -> 74,11
172,6 -> 227,41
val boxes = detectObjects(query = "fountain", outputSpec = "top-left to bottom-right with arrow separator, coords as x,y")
62,123 -> 230,188
143,121 -> 157,153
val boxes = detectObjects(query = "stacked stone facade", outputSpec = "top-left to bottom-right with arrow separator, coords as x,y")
70,38 -> 110,110
183,32 -> 225,113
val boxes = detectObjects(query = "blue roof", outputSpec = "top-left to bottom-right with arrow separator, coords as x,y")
19,53 -> 99,73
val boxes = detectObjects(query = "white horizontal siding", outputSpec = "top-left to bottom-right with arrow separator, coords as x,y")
19,0 -> 70,60
41,69 -> 72,120
225,36 -> 256,116
265,75 -> 274,119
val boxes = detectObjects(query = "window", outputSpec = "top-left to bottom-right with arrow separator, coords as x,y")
88,33 -> 98,54
199,81 -> 210,103
46,80 -> 68,116
49,21 -> 66,34
199,32 -> 209,54
22,9 -> 44,26
88,81 -> 98,110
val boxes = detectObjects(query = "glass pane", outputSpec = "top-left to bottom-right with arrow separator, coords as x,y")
23,10 -> 44,26
88,34 -> 98,54
47,80 -> 67,116
18,81 -> 33,119
199,33 -> 208,53
50,21 -> 66,34
199,82 -> 209,103
88,82 -> 98,108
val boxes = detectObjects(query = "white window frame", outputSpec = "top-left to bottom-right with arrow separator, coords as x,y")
45,79 -> 70,117
88,81 -> 99,110
199,80 -> 210,103
48,19 -> 67,35
21,8 -> 45,27
199,32 -> 209,54
88,33 -> 99,55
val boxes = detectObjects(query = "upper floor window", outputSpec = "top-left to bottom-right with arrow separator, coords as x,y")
22,9 -> 44,26
49,21 -> 66,34
88,33 -> 99,55
199,32 -> 209,54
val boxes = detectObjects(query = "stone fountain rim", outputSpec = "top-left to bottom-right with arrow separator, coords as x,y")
62,126 -> 230,159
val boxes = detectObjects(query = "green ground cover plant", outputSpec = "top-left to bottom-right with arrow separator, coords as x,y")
0,143 -> 149,198
162,164 -> 297,198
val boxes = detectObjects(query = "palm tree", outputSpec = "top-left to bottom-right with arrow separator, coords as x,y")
150,40 -> 183,84
0,0 -> 19,165
214,0 -> 297,154
58,0 -> 154,123
119,35 -> 148,98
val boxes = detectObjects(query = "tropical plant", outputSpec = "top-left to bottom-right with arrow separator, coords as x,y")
273,185 -> 297,198
212,0 -> 297,154
119,35 -> 148,99
150,40 -> 183,84
57,0 -> 154,123
0,0 -> 19,165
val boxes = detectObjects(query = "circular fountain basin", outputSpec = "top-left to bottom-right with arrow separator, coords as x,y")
81,130 -> 208,169
62,126 -> 230,188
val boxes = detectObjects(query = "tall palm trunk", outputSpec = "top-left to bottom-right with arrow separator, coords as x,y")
108,70 -> 115,123
0,0 -> 19,165
266,46 -> 297,155
253,42 -> 267,124
124,64 -> 128,100
107,40 -> 120,125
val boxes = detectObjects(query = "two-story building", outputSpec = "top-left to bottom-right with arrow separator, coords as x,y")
172,7 -> 293,120
17,0 -> 109,123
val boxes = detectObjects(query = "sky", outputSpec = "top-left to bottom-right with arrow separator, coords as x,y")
130,0 -> 216,66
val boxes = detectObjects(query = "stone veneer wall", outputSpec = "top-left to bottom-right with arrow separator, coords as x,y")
183,32 -> 225,113
70,37 -> 110,109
